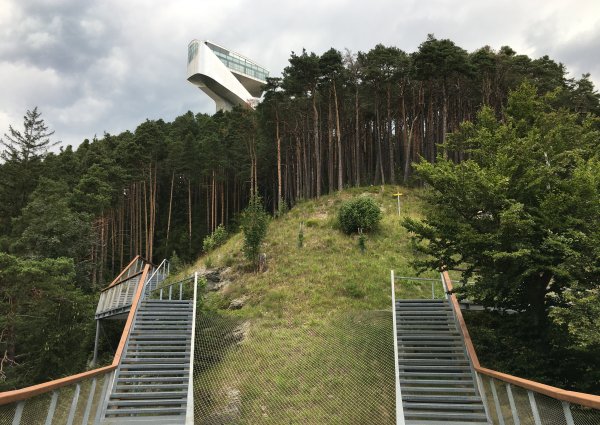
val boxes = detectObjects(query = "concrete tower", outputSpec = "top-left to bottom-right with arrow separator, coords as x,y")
187,40 -> 269,111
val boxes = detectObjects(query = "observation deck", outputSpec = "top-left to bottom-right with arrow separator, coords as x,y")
187,40 -> 269,111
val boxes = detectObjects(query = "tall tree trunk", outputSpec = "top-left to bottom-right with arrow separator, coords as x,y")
387,84 -> 395,184
327,90 -> 334,193
403,116 -> 419,183
143,181 -> 148,259
334,82 -> 343,190
312,90 -> 321,197
276,109 -> 282,209
354,85 -> 360,187
375,94 -> 385,185
442,78 -> 448,158
166,171 -> 174,245
188,177 -> 192,251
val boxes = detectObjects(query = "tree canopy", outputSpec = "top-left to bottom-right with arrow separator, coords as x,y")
403,83 -> 600,327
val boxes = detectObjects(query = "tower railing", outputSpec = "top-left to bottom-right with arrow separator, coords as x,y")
440,271 -> 600,424
0,262 -> 153,424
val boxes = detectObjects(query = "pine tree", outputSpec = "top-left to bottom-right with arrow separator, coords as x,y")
0,108 -> 59,232
1,107 -> 58,163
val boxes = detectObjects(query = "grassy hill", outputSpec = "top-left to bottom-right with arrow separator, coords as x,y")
179,186 -> 440,424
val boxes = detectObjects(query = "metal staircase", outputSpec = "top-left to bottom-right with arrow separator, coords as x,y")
394,297 -> 489,424
101,298 -> 194,424
95,265 -> 198,425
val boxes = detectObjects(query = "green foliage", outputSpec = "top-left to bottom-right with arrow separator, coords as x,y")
342,281 -> 365,299
297,223 -> 304,248
241,196 -> 270,267
12,179 -> 91,260
0,107 -> 58,234
404,82 -> 600,327
551,291 -> 600,350
465,310 -> 600,393
169,251 -> 185,274
358,231 -> 366,253
0,253 -> 94,390
202,224 -> 228,253
338,196 -> 382,234
275,198 -> 288,218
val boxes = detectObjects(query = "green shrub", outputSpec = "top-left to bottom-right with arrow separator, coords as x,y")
337,196 -> 382,234
203,224 -> 228,252
241,195 -> 269,267
170,251 -> 185,274
343,281 -> 365,299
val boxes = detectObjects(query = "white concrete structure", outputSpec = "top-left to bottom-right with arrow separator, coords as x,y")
187,40 -> 269,111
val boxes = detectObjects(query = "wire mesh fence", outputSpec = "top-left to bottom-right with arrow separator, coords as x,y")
193,309 -> 395,424
479,374 -> 600,425
0,371 -> 112,425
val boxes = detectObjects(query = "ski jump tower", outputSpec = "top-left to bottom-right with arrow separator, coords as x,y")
187,40 -> 269,111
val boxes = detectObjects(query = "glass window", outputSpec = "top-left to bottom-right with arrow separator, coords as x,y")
188,42 -> 198,64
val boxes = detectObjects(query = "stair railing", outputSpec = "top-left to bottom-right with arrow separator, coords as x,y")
0,263 -> 152,425
143,258 -> 170,299
95,255 -> 150,319
185,272 -> 199,425
389,270 -> 406,425
147,275 -> 194,301
441,271 -> 600,424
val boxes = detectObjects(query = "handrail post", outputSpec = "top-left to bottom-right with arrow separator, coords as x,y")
92,320 -> 100,366
390,270 -> 405,425
186,272 -> 198,425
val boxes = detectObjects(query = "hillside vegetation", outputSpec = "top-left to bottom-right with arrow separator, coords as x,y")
177,186 -> 437,424
2,36 -> 598,390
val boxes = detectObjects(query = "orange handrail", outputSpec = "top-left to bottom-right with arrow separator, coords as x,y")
0,263 -> 151,406
99,271 -> 144,293
104,255 -> 141,289
442,271 -> 600,411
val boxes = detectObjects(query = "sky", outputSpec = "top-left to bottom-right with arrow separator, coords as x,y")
0,0 -> 599,148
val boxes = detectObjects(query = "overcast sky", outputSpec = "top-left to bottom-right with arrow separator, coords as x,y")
1,0 -> 599,148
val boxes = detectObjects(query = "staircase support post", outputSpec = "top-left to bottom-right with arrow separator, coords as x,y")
390,270 -> 405,425
92,320 -> 100,366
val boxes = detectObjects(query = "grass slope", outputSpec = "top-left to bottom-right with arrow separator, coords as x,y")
183,186 -> 439,424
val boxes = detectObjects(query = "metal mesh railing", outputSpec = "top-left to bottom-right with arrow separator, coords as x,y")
0,370 -> 114,425
146,275 -> 194,301
193,310 -> 395,424
143,259 -> 170,297
478,373 -> 600,425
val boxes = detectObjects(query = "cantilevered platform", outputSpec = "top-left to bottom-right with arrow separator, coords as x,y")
187,39 -> 268,111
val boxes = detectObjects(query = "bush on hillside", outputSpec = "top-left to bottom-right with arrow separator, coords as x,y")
338,197 -> 382,234
241,195 -> 270,267
203,224 -> 228,252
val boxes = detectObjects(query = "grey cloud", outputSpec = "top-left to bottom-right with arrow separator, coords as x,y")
0,0 -> 598,149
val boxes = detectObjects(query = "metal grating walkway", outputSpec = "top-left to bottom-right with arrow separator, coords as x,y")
101,299 -> 194,424
395,299 -> 489,424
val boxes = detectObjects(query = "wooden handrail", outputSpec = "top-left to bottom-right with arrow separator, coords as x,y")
99,271 -> 144,293
111,264 -> 150,366
0,263 -> 151,406
442,271 -> 480,368
0,365 -> 116,406
104,255 -> 141,290
442,271 -> 600,411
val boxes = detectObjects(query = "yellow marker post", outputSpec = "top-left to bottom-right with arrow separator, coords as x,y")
392,192 -> 403,216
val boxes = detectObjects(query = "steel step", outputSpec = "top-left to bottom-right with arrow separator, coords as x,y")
404,411 -> 488,420
106,403 -> 186,416
402,387 -> 477,393
101,416 -> 184,424
405,422 -> 488,425
403,402 -> 485,411
112,391 -> 187,399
